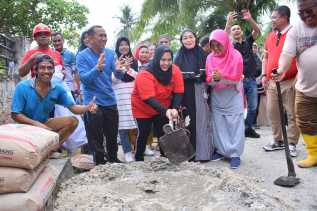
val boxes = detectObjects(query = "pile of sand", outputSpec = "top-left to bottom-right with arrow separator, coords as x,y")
54,158 -> 294,210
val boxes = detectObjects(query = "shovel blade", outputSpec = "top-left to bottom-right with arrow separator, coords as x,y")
159,128 -> 195,164
274,176 -> 300,187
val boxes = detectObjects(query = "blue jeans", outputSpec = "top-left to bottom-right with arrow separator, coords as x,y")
243,79 -> 258,130
119,129 -> 132,153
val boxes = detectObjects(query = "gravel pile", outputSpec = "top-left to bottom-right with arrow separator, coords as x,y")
54,158 -> 293,211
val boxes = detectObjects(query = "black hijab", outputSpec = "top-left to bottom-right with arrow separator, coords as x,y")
115,36 -> 138,71
145,45 -> 173,85
174,29 -> 207,74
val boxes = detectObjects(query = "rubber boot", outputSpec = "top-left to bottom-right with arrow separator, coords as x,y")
297,134 -> 317,168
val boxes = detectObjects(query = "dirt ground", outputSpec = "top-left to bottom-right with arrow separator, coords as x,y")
54,127 -> 317,211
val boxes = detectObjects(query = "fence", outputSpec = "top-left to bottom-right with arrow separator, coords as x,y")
0,78 -> 15,110
0,33 -> 16,77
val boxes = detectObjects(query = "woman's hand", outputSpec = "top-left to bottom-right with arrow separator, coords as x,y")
166,109 -> 178,120
212,69 -> 221,81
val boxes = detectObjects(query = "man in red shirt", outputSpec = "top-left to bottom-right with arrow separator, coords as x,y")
262,6 -> 299,156
18,23 -> 64,78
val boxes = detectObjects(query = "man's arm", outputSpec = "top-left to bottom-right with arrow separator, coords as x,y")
68,104 -> 89,114
11,113 -> 52,130
277,53 -> 293,74
261,49 -> 269,88
18,56 -> 35,77
225,12 -> 235,35
243,10 -> 261,40
76,52 -> 103,85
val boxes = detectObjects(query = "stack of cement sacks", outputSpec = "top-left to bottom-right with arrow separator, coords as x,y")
0,124 -> 60,211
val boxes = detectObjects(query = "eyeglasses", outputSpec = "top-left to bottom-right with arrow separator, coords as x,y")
298,4 -> 317,18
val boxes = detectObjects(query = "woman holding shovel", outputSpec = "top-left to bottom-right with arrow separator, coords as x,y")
131,46 -> 184,161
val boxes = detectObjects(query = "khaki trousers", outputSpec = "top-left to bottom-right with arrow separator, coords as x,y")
267,79 -> 299,144
45,116 -> 78,146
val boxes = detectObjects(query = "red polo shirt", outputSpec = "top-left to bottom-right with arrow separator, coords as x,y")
20,48 -> 64,77
132,64 -> 184,118
264,29 -> 297,81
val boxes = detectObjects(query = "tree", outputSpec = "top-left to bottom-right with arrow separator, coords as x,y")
133,0 -> 277,42
114,5 -> 137,40
0,0 -> 89,48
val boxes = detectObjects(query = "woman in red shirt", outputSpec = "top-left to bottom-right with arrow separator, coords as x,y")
132,46 -> 184,161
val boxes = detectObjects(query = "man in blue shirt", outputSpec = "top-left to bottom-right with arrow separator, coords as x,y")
11,54 -> 97,146
77,25 -> 133,164
52,32 -> 80,98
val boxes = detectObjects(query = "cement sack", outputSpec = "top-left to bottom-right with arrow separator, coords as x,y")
0,124 -> 59,169
0,161 -> 47,194
71,154 -> 95,171
0,164 -> 59,211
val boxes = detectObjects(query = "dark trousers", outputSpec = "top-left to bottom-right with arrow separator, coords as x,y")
243,79 -> 258,129
135,115 -> 167,161
84,105 -> 119,165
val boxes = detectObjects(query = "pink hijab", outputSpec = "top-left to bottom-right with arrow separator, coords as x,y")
206,29 -> 243,84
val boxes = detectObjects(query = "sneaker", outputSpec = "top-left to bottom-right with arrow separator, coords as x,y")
245,128 -> 260,138
124,152 -> 135,162
263,141 -> 285,151
230,157 -> 240,169
144,145 -> 154,156
289,144 -> 297,157
211,152 -> 224,161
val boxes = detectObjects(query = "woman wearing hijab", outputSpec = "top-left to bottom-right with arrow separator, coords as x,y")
132,46 -> 184,161
174,29 -> 212,162
206,29 -> 245,169
135,45 -> 150,68
113,37 -> 138,162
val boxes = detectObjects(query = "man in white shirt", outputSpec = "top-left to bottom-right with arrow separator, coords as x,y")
275,0 -> 317,168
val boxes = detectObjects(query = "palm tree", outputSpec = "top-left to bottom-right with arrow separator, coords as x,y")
133,0 -> 277,41
114,5 -> 137,40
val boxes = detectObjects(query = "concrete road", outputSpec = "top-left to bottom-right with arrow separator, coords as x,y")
204,126 -> 317,211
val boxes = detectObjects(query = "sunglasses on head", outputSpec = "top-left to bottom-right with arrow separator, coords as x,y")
298,4 -> 317,18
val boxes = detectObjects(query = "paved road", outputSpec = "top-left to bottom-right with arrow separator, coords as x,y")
204,126 -> 317,211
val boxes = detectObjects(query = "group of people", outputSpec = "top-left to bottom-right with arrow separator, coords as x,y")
10,0 -> 317,169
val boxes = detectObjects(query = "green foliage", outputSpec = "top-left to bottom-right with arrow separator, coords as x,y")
0,0 -> 89,48
133,0 -> 277,42
114,5 -> 137,40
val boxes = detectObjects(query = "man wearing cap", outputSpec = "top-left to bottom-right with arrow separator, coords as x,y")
18,23 -> 64,79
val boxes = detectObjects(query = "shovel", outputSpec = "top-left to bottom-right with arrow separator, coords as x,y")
159,120 -> 195,164
272,69 -> 300,187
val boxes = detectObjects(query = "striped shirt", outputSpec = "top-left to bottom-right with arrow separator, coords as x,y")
112,70 -> 137,129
